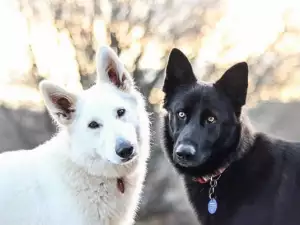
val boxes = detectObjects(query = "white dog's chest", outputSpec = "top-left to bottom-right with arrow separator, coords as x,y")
0,171 -> 141,225
68,177 -> 140,225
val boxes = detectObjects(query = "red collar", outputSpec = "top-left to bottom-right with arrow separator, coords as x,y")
117,178 -> 125,193
193,167 -> 227,184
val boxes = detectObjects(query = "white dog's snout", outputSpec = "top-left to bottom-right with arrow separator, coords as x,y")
115,138 -> 135,159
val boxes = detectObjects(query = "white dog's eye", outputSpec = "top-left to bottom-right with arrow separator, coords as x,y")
117,108 -> 126,118
88,121 -> 100,129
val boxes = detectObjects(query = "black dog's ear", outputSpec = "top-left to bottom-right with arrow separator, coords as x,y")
163,48 -> 197,104
214,62 -> 248,109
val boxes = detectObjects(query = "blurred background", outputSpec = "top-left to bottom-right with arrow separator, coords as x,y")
0,0 -> 300,224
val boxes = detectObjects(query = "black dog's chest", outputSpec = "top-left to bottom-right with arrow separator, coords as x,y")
185,181 -> 271,225
184,164 -> 300,225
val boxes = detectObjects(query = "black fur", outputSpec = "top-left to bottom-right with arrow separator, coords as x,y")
161,48 -> 300,225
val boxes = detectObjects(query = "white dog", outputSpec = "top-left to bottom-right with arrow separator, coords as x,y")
0,46 -> 150,225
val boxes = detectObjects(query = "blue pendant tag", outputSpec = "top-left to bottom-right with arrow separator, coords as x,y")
208,198 -> 218,214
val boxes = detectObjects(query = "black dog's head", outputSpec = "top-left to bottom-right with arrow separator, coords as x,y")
162,48 -> 248,177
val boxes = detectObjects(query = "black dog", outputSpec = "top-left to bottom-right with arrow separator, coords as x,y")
161,48 -> 300,225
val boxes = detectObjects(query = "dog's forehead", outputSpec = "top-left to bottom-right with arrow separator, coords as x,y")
77,84 -> 136,115
173,84 -> 213,104
84,84 -> 123,102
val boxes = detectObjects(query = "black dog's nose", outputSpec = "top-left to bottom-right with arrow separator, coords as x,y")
175,144 -> 195,160
116,139 -> 134,160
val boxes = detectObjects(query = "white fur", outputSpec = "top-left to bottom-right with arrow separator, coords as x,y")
0,46 -> 150,225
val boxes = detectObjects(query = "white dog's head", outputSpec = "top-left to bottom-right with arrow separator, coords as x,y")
39,46 -> 150,177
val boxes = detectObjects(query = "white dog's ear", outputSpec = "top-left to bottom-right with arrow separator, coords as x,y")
39,80 -> 77,126
96,46 -> 134,91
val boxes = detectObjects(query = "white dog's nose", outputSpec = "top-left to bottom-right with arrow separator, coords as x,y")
115,138 -> 135,161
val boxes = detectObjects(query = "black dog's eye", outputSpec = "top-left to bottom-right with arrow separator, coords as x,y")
88,121 -> 100,129
117,108 -> 126,118
201,109 -> 218,125
177,111 -> 186,119
206,116 -> 217,124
